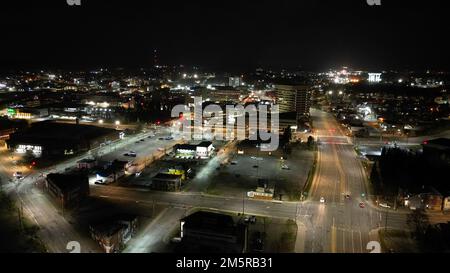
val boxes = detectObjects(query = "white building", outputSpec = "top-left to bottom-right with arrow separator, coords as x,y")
368,73 -> 382,83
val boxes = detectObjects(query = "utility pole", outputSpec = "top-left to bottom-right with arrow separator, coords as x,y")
385,208 -> 388,232
242,192 -> 245,216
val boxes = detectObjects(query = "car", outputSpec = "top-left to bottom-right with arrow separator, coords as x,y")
230,161 -> 238,165
379,203 -> 391,209
13,172 -> 24,180
147,135 -> 153,139
140,139 -> 145,142
253,165 -> 259,168
359,202 -> 366,208
165,136 -> 174,140
95,180 -> 106,185
158,137 -> 164,140
320,197 -> 326,203
281,165 -> 290,170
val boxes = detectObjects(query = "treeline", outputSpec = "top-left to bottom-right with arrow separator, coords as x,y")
370,147 -> 448,196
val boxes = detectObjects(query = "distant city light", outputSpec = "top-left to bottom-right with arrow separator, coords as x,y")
115,120 -> 121,125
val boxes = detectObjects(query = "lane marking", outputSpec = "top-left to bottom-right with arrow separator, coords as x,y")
331,217 -> 337,253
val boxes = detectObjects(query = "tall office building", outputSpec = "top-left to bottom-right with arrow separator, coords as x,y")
275,83 -> 312,121
229,76 -> 242,87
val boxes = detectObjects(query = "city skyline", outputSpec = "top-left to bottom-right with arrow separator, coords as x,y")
1,0 -> 450,258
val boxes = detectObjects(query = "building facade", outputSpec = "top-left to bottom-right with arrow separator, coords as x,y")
275,84 -> 312,122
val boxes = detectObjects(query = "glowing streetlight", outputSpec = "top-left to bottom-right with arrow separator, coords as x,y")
98,119 -> 104,124
328,91 -> 333,95
338,91 -> 343,95
115,120 -> 121,126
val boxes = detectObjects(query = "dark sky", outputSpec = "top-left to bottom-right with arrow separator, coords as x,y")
0,0 -> 449,71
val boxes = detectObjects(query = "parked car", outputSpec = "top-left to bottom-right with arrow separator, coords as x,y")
13,172 -> 24,180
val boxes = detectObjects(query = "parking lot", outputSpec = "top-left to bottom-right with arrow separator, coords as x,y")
205,142 -> 315,200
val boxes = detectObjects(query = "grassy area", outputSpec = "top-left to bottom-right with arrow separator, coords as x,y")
269,219 -> 297,253
0,190 -> 46,253
302,144 -> 318,198
378,229 -> 419,253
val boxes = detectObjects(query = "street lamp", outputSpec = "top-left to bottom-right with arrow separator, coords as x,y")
99,119 -> 104,124
115,120 -> 120,126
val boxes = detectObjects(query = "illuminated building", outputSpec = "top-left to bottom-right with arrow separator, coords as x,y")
275,83 -> 312,121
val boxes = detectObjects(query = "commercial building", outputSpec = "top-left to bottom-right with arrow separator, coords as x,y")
179,211 -> 247,253
275,83 -> 312,122
96,160 -> 127,184
89,215 -> 138,253
6,121 -> 118,158
45,173 -> 90,208
151,173 -> 183,191
7,107 -> 49,120
195,86 -> 244,103
174,141 -> 214,159
247,179 -> 274,200
0,118 -> 27,141
77,158 -> 98,170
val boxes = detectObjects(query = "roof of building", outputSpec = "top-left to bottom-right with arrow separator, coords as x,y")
7,121 -> 115,146
181,211 -> 236,235
175,144 -> 197,151
77,158 -> 97,164
153,173 -> 182,181
197,141 -> 213,148
46,173 -> 88,193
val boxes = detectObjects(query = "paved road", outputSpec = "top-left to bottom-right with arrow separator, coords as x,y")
0,126 -> 176,252
301,109 -> 411,253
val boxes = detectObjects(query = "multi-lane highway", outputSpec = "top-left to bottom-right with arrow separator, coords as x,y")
297,109 -> 382,253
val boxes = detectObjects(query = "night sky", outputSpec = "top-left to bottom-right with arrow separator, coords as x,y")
0,0 -> 449,71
